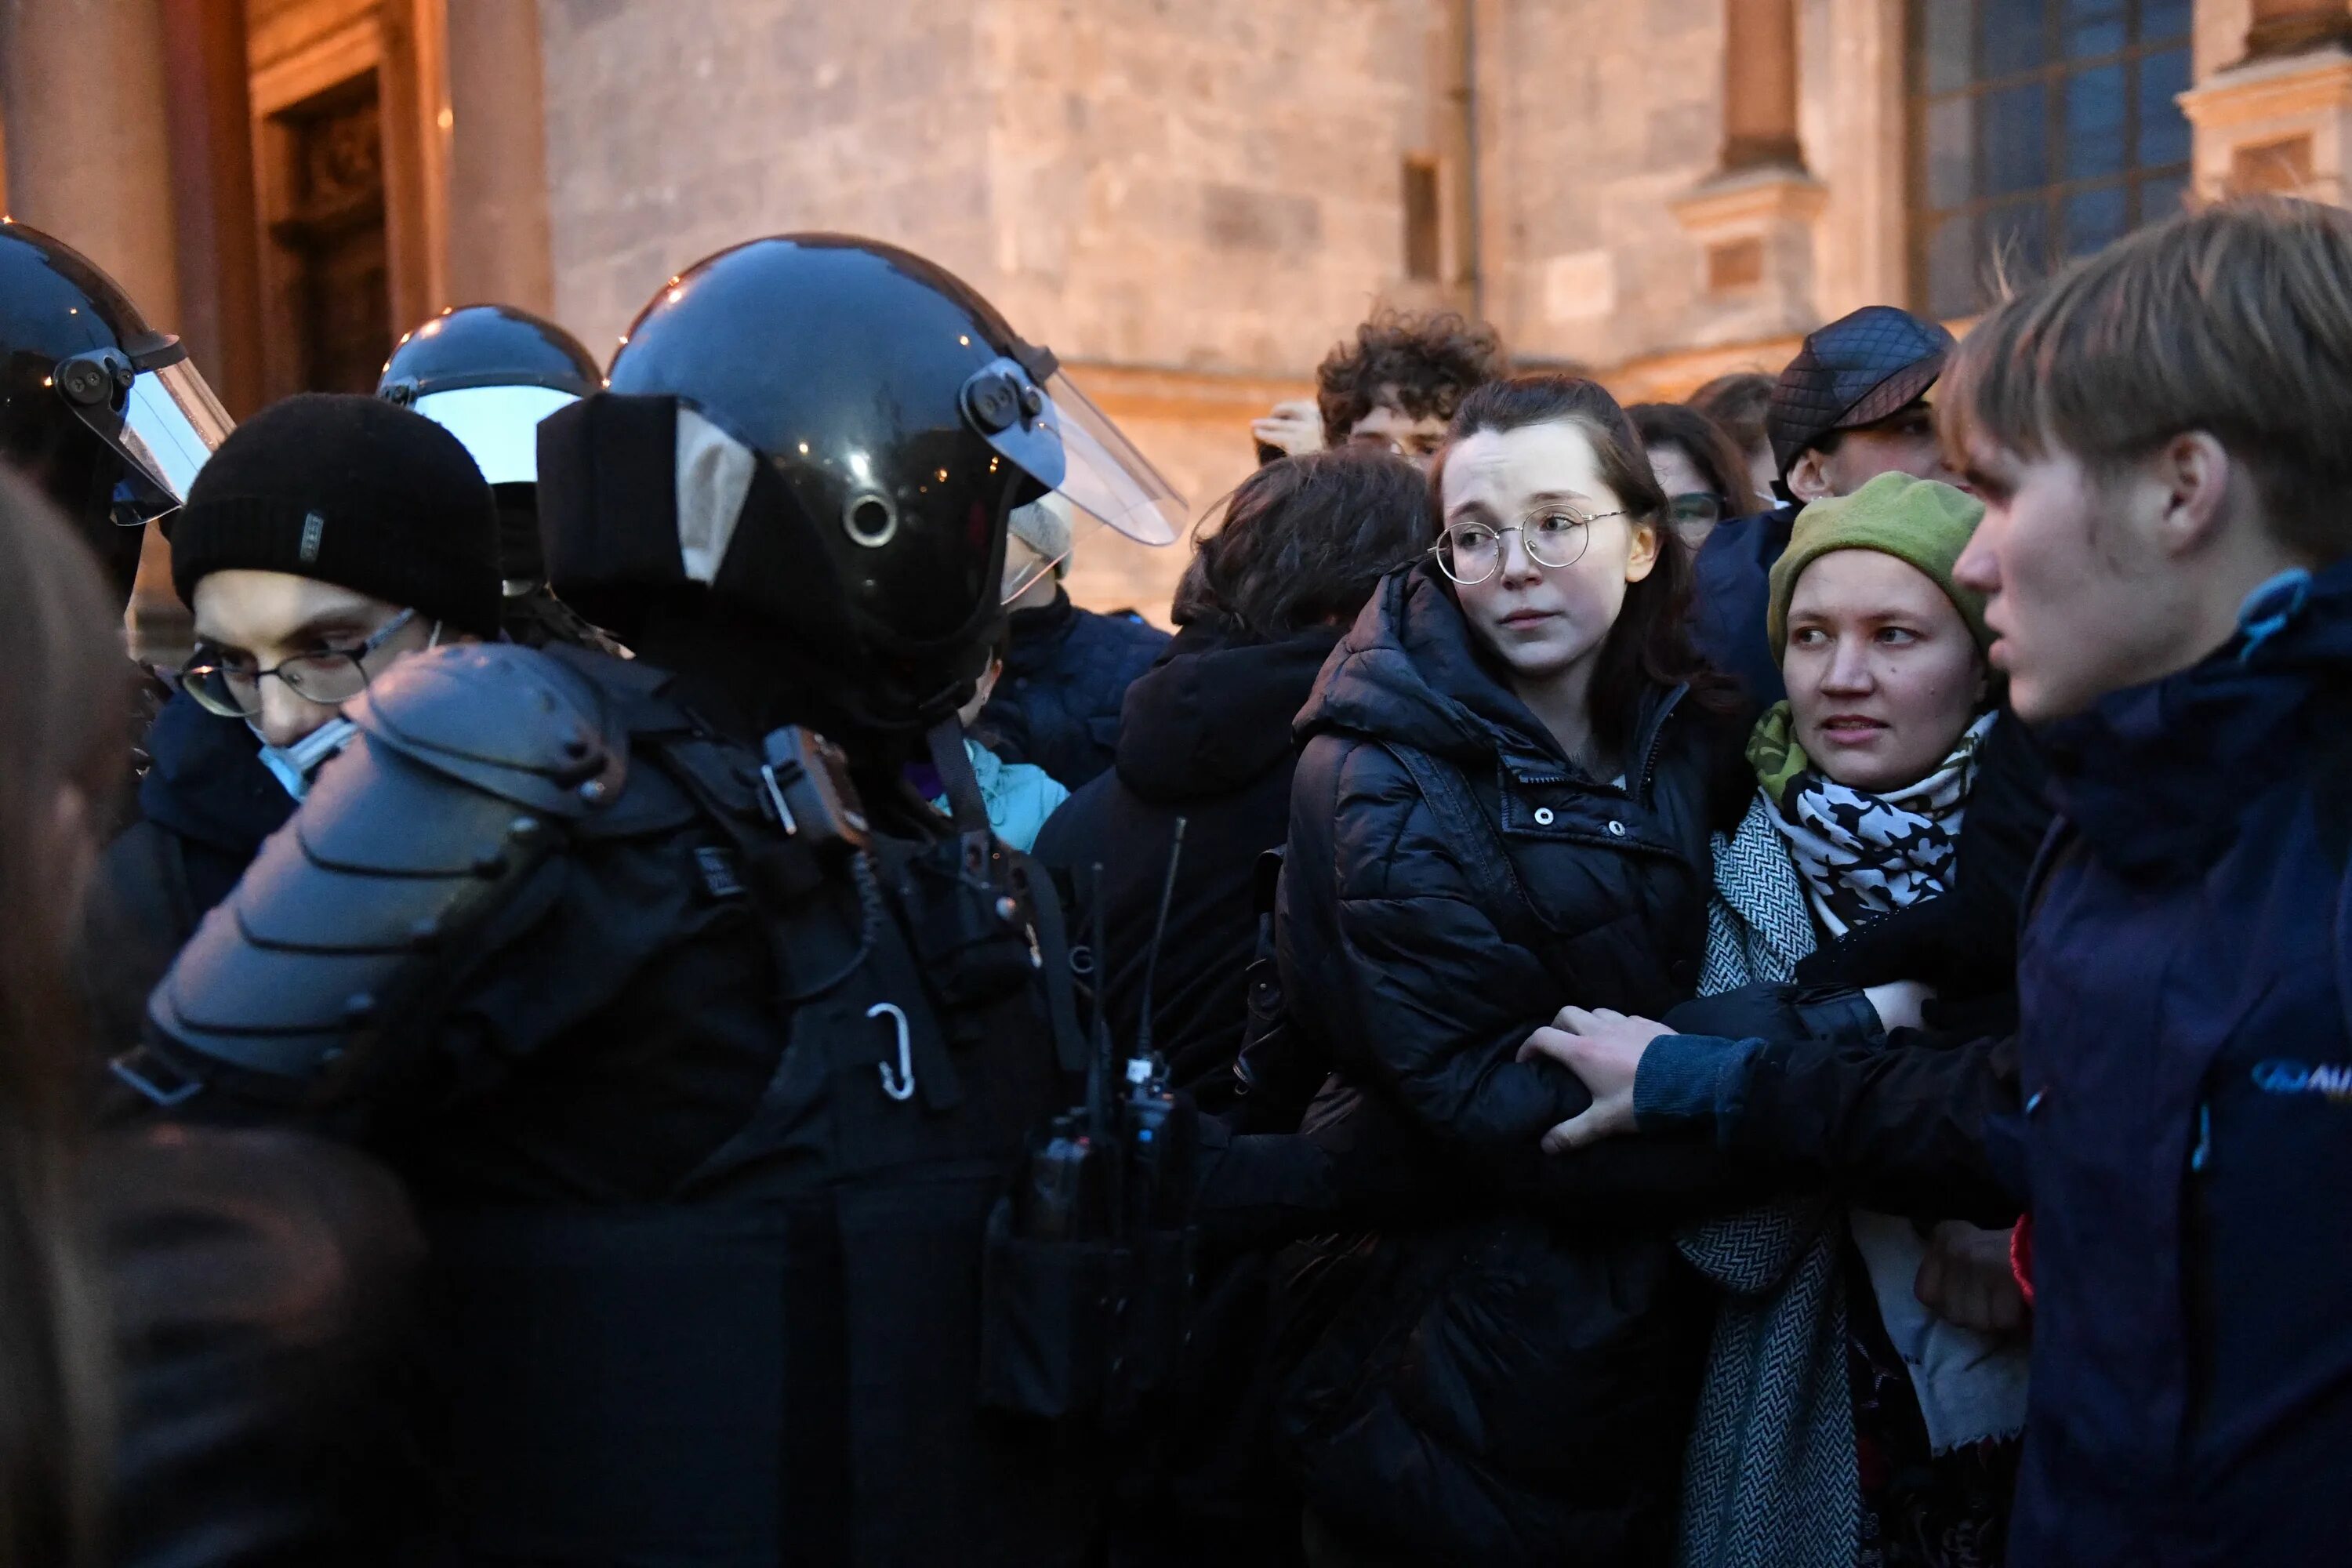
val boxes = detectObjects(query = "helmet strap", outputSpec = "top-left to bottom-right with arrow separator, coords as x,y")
925,715 -> 990,836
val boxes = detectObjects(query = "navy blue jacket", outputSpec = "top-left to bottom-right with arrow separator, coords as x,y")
1690,500 -> 1799,713
83,693 -> 291,1052
2005,560 -> 2352,1566
980,588 -> 1171,790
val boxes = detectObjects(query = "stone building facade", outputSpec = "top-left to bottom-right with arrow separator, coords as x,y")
4,0 -> 2350,629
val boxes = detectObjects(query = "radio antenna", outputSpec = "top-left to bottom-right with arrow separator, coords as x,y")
1134,817 -> 1188,1066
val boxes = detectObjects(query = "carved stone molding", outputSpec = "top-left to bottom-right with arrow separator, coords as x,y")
2180,42 -> 2352,204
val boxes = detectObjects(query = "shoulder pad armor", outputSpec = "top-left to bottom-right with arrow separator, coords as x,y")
136,720 -> 571,1107
347,642 -> 627,819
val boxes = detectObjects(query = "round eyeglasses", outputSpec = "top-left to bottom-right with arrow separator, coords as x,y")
1432,506 -> 1627,586
1667,491 -> 1730,528
180,607 -> 427,720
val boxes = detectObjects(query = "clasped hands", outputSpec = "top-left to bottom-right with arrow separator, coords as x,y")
1515,999 -> 2026,1332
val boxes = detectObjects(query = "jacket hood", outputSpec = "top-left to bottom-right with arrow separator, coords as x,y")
1297,561 -> 1595,774
1113,620 -> 1341,804
2041,557 -> 2352,877
136,691 -> 296,857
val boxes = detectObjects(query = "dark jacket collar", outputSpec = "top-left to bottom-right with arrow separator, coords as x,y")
136,691 -> 296,857
1298,561 -> 1682,789
2041,557 -> 2352,878
1113,619 -> 1341,803
1004,588 -> 1078,673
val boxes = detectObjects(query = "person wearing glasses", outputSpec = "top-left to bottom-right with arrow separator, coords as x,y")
1628,401 -> 1762,555
84,394 -> 499,1052
1272,375 -> 1747,1564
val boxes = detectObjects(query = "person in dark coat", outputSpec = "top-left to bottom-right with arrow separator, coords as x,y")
1034,448 -> 1433,1568
1273,376 -> 1748,1565
1525,196 -> 2352,1568
82,395 -> 503,1052
980,492 -> 1173,789
1693,306 -> 1959,711
1034,448 -> 1434,1110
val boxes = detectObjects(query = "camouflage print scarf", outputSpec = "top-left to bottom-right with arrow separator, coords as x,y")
1747,706 -> 1996,939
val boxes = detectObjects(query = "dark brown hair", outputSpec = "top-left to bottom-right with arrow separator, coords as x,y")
1627,401 -> 1762,518
1940,194 -> 2352,564
1316,310 -> 1508,447
0,466 -> 122,1566
1173,447 -> 1436,637
1432,375 -> 1735,754
1686,371 -> 1776,459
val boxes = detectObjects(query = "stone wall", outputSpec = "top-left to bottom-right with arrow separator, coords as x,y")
537,0 -> 1451,620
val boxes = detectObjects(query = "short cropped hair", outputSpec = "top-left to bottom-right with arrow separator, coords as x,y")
1940,196 -> 2352,564
1316,310 -> 1508,447
1172,446 -> 1435,638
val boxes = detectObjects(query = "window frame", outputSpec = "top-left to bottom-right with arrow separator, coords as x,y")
1905,0 -> 2194,320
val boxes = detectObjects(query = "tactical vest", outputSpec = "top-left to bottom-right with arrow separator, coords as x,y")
125,642 -> 1098,1566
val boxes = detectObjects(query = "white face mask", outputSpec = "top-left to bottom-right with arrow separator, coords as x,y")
249,716 -> 361,801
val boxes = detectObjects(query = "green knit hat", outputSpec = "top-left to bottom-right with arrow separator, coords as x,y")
1766,471 -> 1991,658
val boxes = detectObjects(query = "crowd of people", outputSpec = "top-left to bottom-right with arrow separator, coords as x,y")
0,188 -> 2343,1568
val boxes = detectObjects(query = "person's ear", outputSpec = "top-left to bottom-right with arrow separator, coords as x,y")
2148,430 -> 2234,561
1786,448 -> 1835,503
1623,514 -> 1661,584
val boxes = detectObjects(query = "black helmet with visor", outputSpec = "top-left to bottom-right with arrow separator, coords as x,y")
379,303 -> 601,590
0,219 -> 234,590
537,234 -> 1181,735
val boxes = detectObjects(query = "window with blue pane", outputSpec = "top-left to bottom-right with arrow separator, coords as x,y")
1909,0 -> 2192,320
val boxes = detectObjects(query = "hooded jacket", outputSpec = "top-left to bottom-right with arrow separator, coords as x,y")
1273,562 -> 1745,1564
2002,559 -> 2352,1566
979,589 -> 1172,789
1033,620 -> 1341,1104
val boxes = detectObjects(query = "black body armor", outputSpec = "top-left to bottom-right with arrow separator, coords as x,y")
125,642 -> 1097,1563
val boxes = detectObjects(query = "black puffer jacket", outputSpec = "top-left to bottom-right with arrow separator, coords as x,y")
1275,563 -> 1744,1564
1033,620 -> 1341,1107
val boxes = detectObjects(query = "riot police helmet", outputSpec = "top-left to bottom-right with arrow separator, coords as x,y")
0,219 -> 234,590
537,234 -> 1182,734
379,303 -> 600,588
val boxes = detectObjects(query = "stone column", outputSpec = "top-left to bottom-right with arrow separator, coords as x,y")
1669,0 -> 1826,343
0,0 -> 182,314
442,0 -> 555,312
1722,0 -> 1804,171
2183,1 -> 2352,204
160,0 -> 264,418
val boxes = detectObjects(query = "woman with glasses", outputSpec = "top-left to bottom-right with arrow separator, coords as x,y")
1628,401 -> 1762,555
1274,376 -> 1746,1565
85,394 -> 501,1053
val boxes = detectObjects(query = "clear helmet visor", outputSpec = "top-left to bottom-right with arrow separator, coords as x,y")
410,384 -> 582,485
964,357 -> 1185,602
63,350 -> 235,528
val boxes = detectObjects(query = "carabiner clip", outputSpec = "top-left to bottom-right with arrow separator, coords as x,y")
869,1001 -> 916,1102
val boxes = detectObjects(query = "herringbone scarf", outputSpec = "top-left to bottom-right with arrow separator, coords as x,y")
1679,807 -> 1855,1568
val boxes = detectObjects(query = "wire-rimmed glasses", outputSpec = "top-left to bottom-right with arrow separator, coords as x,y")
180,607 -> 423,720
1432,505 -> 1628,586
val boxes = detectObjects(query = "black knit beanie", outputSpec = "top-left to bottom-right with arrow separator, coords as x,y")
171,393 -> 503,637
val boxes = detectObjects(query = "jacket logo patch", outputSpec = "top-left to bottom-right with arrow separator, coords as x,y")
2251,1059 -> 2352,1102
695,845 -> 745,900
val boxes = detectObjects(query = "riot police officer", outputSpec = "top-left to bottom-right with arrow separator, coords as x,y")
120,235 -> 1182,1564
0,218 -> 234,596
377,302 -> 616,648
